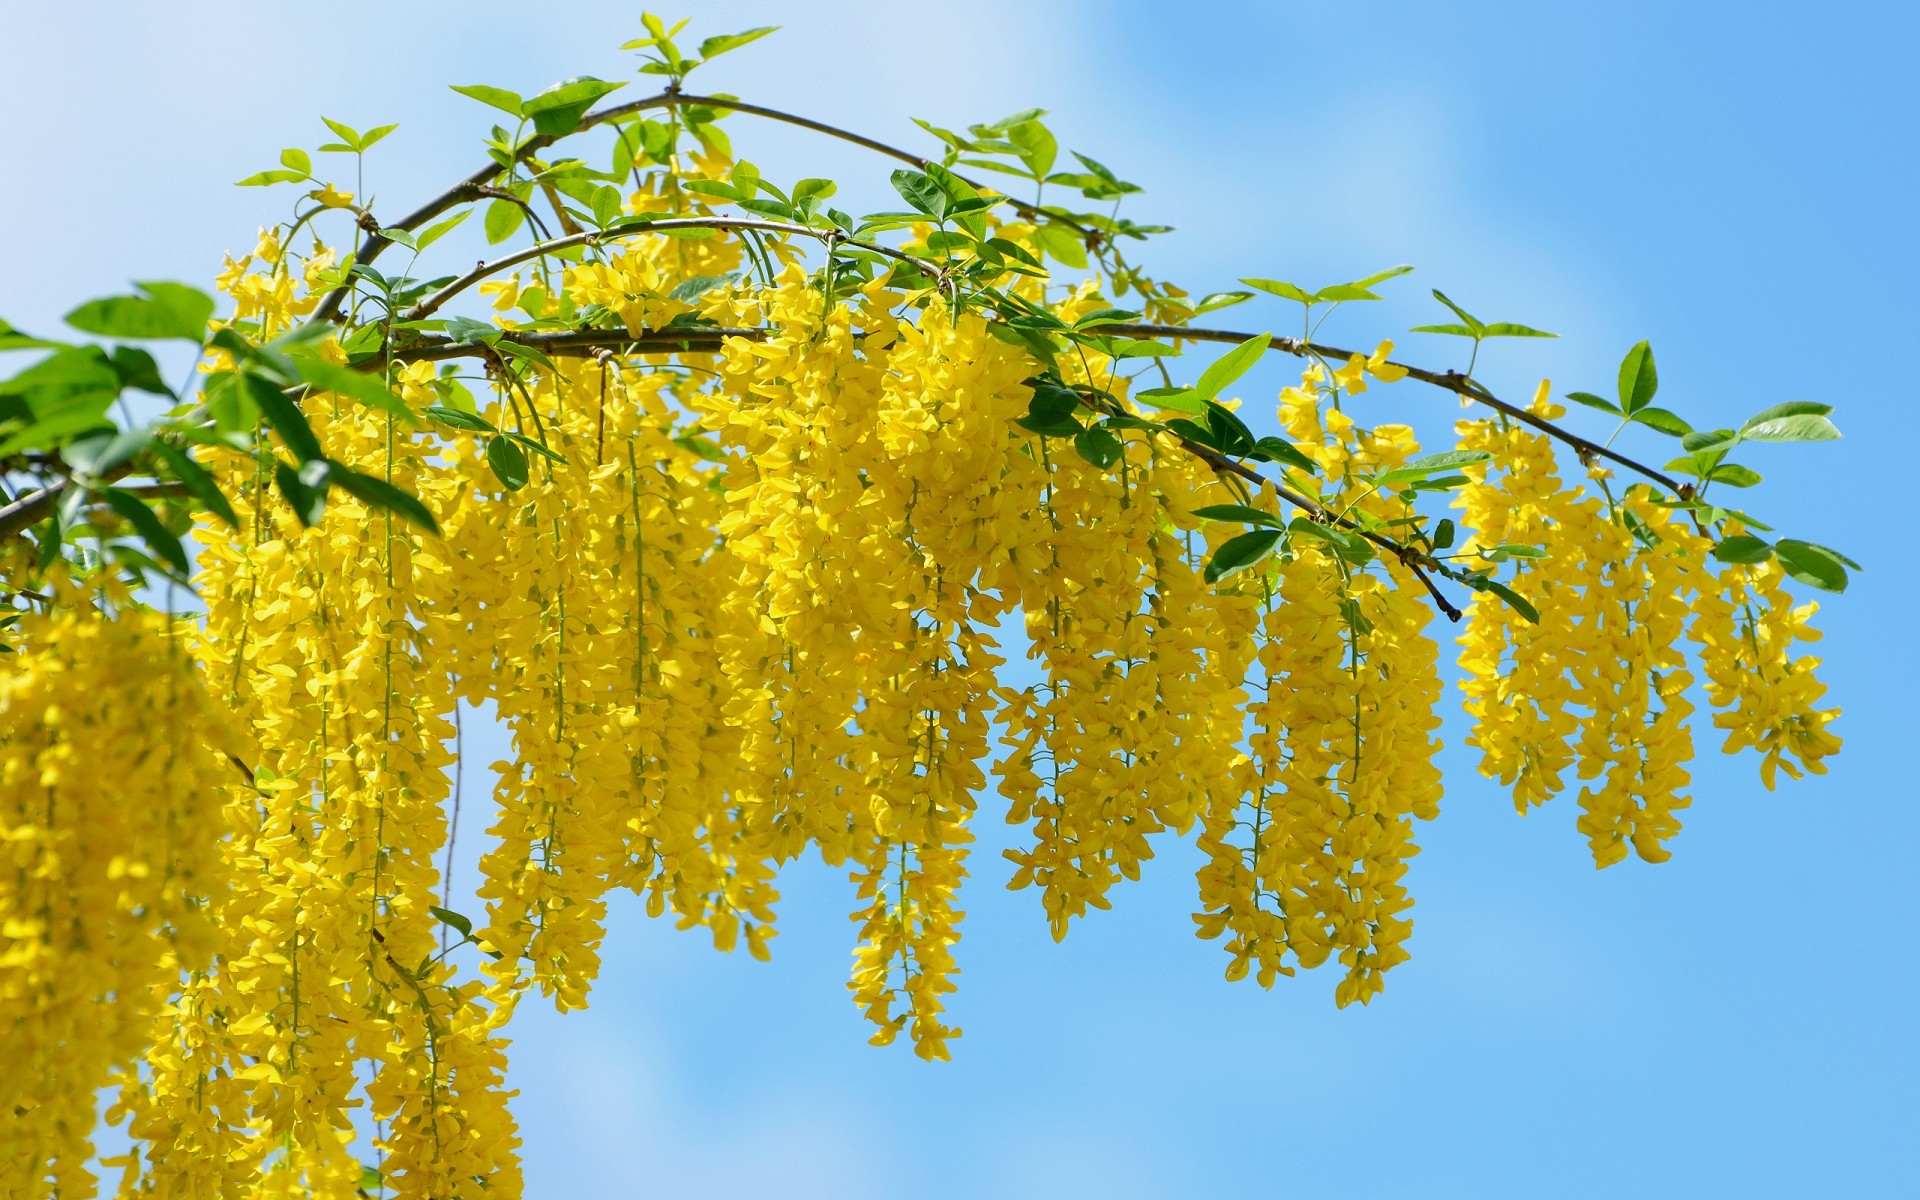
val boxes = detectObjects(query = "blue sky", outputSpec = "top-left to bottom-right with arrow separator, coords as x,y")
4,2 -> 1916,1196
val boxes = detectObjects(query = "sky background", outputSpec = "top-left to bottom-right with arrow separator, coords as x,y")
4,2 -> 1917,1196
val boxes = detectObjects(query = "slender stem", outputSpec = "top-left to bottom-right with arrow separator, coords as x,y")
402,217 -> 936,321
1094,323 -> 1684,493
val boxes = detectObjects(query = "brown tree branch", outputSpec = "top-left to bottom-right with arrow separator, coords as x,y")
1096,323 -> 1685,494
401,217 -> 933,322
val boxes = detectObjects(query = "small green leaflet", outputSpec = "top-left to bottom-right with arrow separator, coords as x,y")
1773,539 -> 1853,593
1073,428 -> 1123,469
487,435 -> 530,490
1617,340 -> 1658,414
1191,503 -> 1285,528
150,442 -> 239,529
1739,404 -> 1841,442
1204,529 -> 1282,582
64,282 -> 214,342
328,462 -> 441,534
1194,333 -> 1270,400
289,353 -> 417,422
102,489 -> 191,578
1711,534 -> 1773,564
428,905 -> 474,939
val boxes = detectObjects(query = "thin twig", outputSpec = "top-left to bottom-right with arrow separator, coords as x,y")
307,88 -> 1101,327
402,217 -> 937,321
1096,323 -> 1684,494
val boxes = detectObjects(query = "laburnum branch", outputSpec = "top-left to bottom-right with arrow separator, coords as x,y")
299,84 -> 1682,500
1098,324 -> 1685,495
402,216 -> 937,321
310,87 -> 1092,327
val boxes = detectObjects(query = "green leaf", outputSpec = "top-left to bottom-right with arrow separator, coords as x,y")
102,488 -> 191,578
64,282 -> 214,342
327,462 -> 441,533
236,169 -> 308,187
1739,412 -> 1841,442
377,226 -> 418,251
667,273 -> 738,304
1741,400 -> 1831,424
1132,386 -> 1205,416
1773,539 -> 1848,592
450,84 -> 525,117
1017,412 -> 1084,437
1630,407 -> 1691,437
1617,340 -> 1658,414
289,354 -> 417,422
1248,436 -> 1319,475
1408,323 -> 1478,338
427,905 -> 474,938
1565,391 -> 1620,415
1707,463 -> 1763,488
1480,322 -> 1556,339
1313,284 -> 1381,303
484,198 -> 525,245
1349,265 -> 1415,289
1241,278 -> 1315,305
672,434 -> 726,461
274,459 -> 328,526
1431,518 -> 1456,550
1290,517 -> 1374,567
413,209 -> 471,251
522,76 -> 626,137
150,441 -> 239,529
698,26 -> 779,59
359,123 -> 398,151
1033,224 -> 1087,269
109,346 -> 171,395
1194,291 -> 1253,315
0,317 -> 62,351
1202,401 -> 1257,456
279,147 -> 311,175
1072,307 -> 1139,330
1073,427 -> 1123,469
1430,290 -> 1486,335
486,435 -> 529,490
444,315 -> 499,345
890,169 -> 949,219
241,372 -> 325,463
1191,504 -> 1285,528
1483,579 -> 1539,623
1711,534 -> 1773,564
976,108 -> 1049,135
427,405 -> 495,433
1478,542 -> 1548,562
502,432 -> 564,465
320,117 -> 361,148
1376,449 -> 1492,485
1681,428 -> 1739,454
1194,333 -> 1270,401
1008,120 -> 1058,179
1204,528 -> 1283,583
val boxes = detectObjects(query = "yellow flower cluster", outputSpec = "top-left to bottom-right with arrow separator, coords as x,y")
1455,392 -> 1840,865
0,186 -> 1844,1196
0,576 -> 238,1199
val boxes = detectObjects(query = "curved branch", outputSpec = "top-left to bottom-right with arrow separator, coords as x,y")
402,217 -> 934,322
0,485 -> 59,541
308,87 -> 1100,327
1098,323 -> 1684,494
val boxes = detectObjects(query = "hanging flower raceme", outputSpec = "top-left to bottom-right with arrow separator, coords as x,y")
0,576 -> 240,1200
